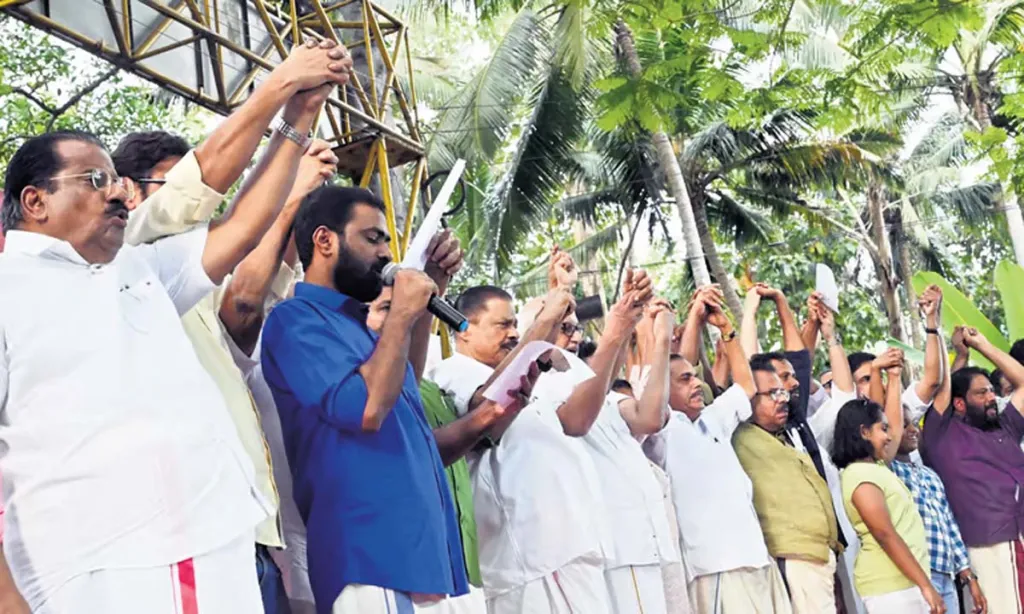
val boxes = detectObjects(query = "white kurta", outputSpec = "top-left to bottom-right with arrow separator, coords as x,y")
429,353 -> 612,609
0,229 -> 268,610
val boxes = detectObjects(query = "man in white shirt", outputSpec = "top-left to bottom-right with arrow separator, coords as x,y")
431,263 -> 653,614
582,300 -> 682,614
0,40 -> 351,614
645,286 -> 791,614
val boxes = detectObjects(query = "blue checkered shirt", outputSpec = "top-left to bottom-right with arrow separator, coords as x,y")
890,459 -> 970,575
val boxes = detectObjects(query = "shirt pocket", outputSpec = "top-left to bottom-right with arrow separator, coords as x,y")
119,273 -> 171,334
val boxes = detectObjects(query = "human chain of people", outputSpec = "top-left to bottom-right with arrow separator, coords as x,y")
0,34 -> 1022,614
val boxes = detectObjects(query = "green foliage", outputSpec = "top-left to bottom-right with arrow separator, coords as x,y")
0,17 -> 206,169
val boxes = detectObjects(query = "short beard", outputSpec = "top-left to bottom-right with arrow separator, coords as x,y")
332,247 -> 386,302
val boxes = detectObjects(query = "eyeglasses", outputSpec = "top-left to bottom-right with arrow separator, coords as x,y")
755,388 -> 791,402
50,169 -> 134,200
560,322 -> 583,336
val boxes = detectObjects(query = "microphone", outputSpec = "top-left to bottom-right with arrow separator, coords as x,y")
380,263 -> 469,333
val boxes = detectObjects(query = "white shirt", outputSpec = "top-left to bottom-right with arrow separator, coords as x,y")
0,230 -> 269,608
582,392 -> 679,570
224,264 -> 313,604
647,385 -> 770,580
429,352 -> 609,597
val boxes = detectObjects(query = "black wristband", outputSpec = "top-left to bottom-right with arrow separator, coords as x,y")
925,327 -> 940,335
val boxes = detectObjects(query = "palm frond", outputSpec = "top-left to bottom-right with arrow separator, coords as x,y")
488,62 -> 594,273
906,112 -> 968,173
425,7 -> 545,169
981,0 -> 1024,53
929,182 -> 1001,224
554,189 -> 621,226
705,190 -> 774,245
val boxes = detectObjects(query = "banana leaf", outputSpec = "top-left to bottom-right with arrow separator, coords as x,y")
886,337 -> 925,366
911,271 -> 1005,371
995,260 -> 1024,343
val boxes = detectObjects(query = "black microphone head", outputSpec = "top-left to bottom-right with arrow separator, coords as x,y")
380,262 -> 400,285
575,295 -> 605,322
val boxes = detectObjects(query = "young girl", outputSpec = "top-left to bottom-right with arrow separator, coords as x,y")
831,354 -> 944,614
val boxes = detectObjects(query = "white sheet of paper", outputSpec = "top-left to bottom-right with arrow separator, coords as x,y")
482,341 -> 587,408
815,263 -> 839,312
401,159 -> 466,271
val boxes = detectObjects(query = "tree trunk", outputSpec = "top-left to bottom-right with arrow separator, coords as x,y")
614,19 -> 712,289
868,181 -> 905,342
692,194 -> 745,318
899,238 -> 923,350
968,80 -> 1024,266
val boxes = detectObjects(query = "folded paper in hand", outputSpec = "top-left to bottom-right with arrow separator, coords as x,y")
401,159 -> 466,271
815,264 -> 839,312
482,341 -> 590,408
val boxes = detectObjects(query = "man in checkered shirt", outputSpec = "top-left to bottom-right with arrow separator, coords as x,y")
891,402 -> 986,613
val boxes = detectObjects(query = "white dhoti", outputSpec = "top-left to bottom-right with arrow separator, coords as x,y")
487,555 -> 612,614
688,562 -> 793,614
333,584 -> 486,614
781,552 -> 837,614
968,537 -> 1024,614
861,587 -> 929,613
37,533 -> 261,614
415,585 -> 487,614
606,564 -> 668,614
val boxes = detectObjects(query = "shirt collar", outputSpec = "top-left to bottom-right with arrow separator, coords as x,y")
2,230 -> 92,265
294,282 -> 368,319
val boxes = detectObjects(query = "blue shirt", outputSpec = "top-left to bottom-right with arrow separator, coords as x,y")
890,459 -> 970,575
261,283 -> 468,612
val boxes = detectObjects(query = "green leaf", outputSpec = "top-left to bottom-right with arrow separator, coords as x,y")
995,260 -> 1024,342
911,271 -> 1007,370
886,337 -> 925,366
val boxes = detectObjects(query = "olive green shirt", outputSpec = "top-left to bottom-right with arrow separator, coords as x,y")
419,380 -> 482,586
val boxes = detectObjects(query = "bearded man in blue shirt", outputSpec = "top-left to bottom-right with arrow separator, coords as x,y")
261,185 -> 470,614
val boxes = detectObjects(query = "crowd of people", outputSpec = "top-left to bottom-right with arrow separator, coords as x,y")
0,37 -> 1023,614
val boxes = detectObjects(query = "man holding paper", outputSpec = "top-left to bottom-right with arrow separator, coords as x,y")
430,251 -> 653,614
261,186 -> 471,613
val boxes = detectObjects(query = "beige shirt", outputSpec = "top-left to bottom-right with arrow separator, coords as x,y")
125,151 -> 284,547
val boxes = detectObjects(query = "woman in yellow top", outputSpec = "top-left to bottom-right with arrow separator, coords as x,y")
831,350 -> 944,614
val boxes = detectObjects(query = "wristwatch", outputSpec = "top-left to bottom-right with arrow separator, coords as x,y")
271,116 -> 311,150
827,332 -> 842,347
925,327 -> 940,335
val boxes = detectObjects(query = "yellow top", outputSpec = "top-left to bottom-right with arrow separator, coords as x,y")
841,461 -> 929,597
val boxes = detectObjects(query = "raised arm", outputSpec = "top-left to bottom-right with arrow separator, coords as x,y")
193,40 -> 349,193
740,285 -> 763,357
914,285 -> 944,406
950,326 -> 970,372
558,270 -> 652,436
852,483 -> 945,613
219,141 -> 337,355
621,304 -> 673,436
680,285 -> 723,364
409,230 -> 463,382
759,285 -> 805,352
801,292 -> 824,355
933,330 -> 952,415
808,306 -> 853,444
358,270 -> 436,431
882,354 -> 906,463
200,43 -> 351,283
962,327 -> 1024,412
707,298 -> 755,399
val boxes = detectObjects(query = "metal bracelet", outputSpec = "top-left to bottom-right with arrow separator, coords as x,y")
271,117 -> 311,150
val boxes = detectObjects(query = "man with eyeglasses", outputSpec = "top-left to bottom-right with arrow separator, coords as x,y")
731,359 -> 843,613
111,105 -> 341,614
644,286 -> 792,614
0,38 -> 351,614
